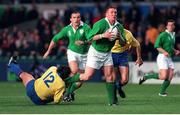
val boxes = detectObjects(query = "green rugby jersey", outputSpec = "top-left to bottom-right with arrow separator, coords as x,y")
52,22 -> 91,54
87,18 -> 125,53
154,30 -> 175,57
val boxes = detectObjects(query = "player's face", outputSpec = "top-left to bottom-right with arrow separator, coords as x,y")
106,8 -> 117,24
70,13 -> 81,27
166,22 -> 175,32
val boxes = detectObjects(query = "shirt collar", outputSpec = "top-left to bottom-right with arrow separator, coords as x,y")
165,29 -> 175,37
70,21 -> 84,27
70,21 -> 84,33
105,17 -> 119,27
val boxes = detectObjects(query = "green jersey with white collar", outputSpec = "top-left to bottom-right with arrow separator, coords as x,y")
154,30 -> 175,57
52,22 -> 91,54
87,18 -> 125,53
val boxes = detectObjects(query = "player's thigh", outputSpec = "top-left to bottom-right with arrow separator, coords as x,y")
68,61 -> 79,75
78,54 -> 87,71
168,68 -> 174,80
168,57 -> 174,70
80,66 -> 96,80
167,58 -> 174,80
67,49 -> 80,74
112,67 -> 117,81
86,46 -> 104,69
119,66 -> 129,82
20,72 -> 35,87
159,69 -> 169,80
112,52 -> 128,67
157,54 -> 169,80
103,65 -> 114,82
157,54 -> 168,69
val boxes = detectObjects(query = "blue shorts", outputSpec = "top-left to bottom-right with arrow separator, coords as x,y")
112,51 -> 129,67
26,80 -> 50,105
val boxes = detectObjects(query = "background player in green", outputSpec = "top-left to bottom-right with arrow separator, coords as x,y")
67,6 -> 126,105
43,11 -> 91,100
139,19 -> 180,96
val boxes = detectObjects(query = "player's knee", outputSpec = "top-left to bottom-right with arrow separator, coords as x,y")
105,75 -> 114,82
159,74 -> 168,80
121,78 -> 128,84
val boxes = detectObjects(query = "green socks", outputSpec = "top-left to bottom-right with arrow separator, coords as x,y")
65,73 -> 80,84
160,79 -> 170,94
144,73 -> 159,80
65,83 -> 73,95
66,82 -> 82,95
106,82 -> 116,104
64,74 -> 81,96
144,73 -> 170,94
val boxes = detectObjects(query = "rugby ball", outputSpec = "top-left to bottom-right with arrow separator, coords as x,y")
108,26 -> 118,41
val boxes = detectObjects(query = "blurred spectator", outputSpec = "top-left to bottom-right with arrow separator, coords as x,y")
146,3 -> 160,27
0,2 -> 179,61
27,4 -> 39,20
145,24 -> 159,45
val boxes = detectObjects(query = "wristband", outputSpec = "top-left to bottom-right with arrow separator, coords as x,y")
99,34 -> 102,39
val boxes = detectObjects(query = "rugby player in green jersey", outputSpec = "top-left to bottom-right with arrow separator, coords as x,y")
43,11 -> 91,101
66,6 -> 126,106
139,19 -> 180,96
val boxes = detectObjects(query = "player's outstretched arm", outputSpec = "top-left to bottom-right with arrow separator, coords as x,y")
173,48 -> 180,56
135,45 -> 143,67
43,41 -> 56,59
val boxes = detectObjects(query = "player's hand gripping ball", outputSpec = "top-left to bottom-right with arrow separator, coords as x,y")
108,26 -> 119,41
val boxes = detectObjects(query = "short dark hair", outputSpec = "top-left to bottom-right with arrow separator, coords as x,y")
57,66 -> 71,80
167,19 -> 175,24
71,10 -> 80,15
105,5 -> 117,13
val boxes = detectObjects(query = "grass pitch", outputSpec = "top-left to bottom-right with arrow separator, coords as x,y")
0,82 -> 180,114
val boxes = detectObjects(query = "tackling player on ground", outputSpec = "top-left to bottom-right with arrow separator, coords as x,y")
7,56 -> 76,105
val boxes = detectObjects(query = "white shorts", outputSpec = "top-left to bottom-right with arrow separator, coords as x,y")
157,54 -> 174,69
67,49 -> 87,70
86,45 -> 113,69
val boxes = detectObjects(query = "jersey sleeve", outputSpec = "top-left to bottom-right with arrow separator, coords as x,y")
84,24 -> 91,41
53,87 -> 65,103
87,21 -> 102,41
118,24 -> 126,41
52,27 -> 67,43
154,33 -> 163,48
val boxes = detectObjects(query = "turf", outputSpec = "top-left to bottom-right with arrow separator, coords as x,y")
0,82 -> 180,114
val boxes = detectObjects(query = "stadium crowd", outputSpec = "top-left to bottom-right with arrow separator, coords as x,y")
0,2 -> 179,61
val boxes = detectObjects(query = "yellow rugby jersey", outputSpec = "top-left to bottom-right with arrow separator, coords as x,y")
34,66 -> 65,103
111,29 -> 140,53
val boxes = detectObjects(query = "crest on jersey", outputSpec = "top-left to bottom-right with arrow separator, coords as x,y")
80,29 -> 84,35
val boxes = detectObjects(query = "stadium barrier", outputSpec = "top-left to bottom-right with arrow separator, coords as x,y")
129,62 -> 180,84
0,58 -> 103,82
1,59 -> 180,83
